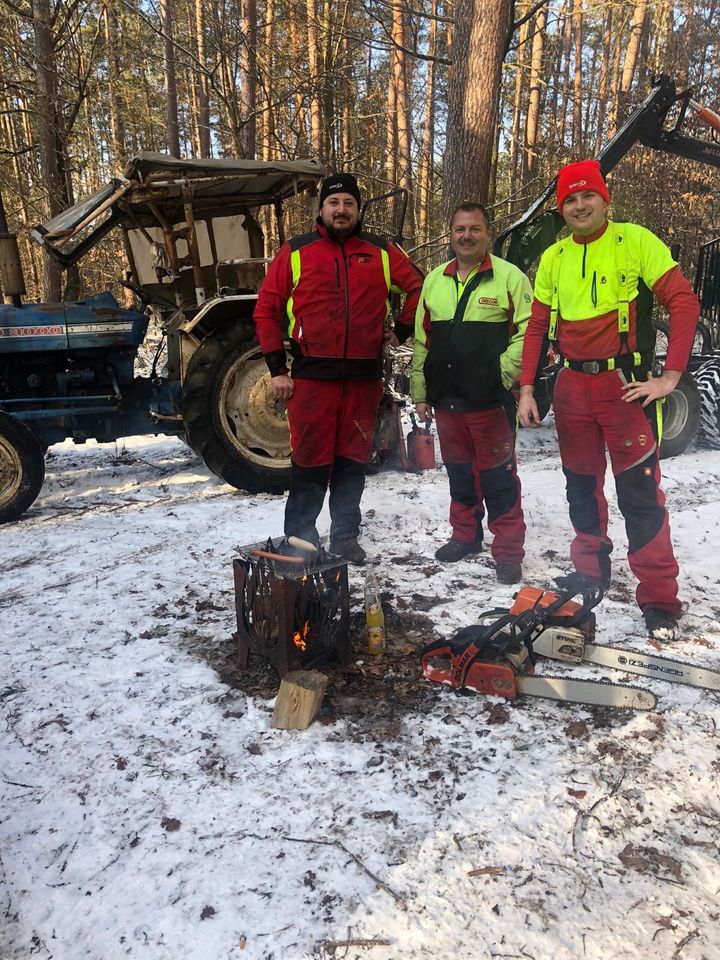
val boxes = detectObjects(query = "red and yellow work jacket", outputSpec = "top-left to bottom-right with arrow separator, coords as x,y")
254,221 -> 423,381
520,220 -> 699,385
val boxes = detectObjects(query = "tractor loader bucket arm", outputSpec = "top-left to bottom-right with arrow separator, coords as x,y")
494,75 -> 720,273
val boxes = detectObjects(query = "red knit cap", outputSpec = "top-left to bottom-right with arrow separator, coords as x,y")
556,159 -> 610,211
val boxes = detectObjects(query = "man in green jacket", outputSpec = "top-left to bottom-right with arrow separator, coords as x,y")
412,203 -> 532,583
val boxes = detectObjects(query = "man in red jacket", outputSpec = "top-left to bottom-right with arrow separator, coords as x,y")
254,173 -> 423,563
518,159 -> 699,640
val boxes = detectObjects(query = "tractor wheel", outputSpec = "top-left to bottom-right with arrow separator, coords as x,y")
694,354 -> 720,449
0,412 -> 46,523
658,372 -> 700,459
181,327 -> 291,493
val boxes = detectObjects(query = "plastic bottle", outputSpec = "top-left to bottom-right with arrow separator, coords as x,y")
364,566 -> 386,656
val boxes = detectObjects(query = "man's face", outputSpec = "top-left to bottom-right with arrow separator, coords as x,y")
450,210 -> 490,262
561,190 -> 608,236
320,193 -> 359,237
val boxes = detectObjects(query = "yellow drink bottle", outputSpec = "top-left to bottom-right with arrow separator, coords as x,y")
364,567 -> 386,655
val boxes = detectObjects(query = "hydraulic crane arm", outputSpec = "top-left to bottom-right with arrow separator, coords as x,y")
494,75 -> 720,272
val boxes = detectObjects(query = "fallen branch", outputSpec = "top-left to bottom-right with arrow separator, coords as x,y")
321,939 -> 392,951
282,835 -> 406,909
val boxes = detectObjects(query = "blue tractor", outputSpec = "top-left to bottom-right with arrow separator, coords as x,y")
0,155 -> 327,522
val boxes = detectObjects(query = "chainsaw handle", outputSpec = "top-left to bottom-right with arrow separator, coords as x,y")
420,641 -> 455,687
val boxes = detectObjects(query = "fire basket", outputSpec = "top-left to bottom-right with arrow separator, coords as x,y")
233,538 -> 351,677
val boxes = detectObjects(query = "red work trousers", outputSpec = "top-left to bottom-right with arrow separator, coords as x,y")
286,378 -> 383,467
283,378 -> 383,545
552,367 -> 681,615
435,405 -> 525,563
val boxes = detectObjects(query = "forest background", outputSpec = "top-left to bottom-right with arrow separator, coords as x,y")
1,0 -> 720,303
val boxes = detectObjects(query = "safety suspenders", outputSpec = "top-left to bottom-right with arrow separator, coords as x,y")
548,224 -> 631,349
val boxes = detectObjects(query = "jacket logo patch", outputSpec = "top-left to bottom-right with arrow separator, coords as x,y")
638,434 -> 647,447
356,255 -> 371,264
478,297 -> 499,306
644,466 -> 652,477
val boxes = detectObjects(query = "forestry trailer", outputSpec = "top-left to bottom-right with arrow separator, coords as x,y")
494,74 -> 720,458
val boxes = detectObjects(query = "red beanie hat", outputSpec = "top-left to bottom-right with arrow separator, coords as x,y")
556,159 -> 610,211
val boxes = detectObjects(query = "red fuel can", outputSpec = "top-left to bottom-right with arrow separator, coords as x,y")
407,426 -> 436,470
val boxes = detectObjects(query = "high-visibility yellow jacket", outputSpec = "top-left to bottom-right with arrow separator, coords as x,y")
411,252 -> 532,410
520,220 -> 699,385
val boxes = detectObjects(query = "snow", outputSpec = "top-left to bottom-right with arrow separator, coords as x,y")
2,421 -> 720,960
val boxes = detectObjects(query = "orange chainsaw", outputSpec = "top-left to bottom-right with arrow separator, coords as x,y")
421,574 -> 720,709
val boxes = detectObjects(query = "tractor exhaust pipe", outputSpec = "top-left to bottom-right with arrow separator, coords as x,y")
0,190 -> 25,307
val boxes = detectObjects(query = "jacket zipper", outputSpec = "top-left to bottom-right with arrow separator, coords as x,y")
340,244 -> 350,358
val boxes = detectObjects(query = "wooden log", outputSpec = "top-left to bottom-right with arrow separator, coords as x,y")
271,670 -> 328,730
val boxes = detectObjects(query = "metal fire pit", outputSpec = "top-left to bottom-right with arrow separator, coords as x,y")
233,538 -> 351,677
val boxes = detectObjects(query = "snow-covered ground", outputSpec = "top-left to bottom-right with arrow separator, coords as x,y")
2,420 -> 719,960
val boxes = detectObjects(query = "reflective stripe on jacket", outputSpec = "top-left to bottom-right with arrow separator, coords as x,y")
254,220 -> 423,380
533,220 -> 675,361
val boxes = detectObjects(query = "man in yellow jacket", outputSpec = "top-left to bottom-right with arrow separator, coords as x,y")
412,203 -> 532,583
518,159 -> 699,640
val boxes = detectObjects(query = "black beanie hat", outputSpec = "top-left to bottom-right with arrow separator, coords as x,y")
319,172 -> 361,207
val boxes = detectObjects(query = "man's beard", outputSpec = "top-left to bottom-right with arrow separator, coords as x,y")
324,216 -> 357,240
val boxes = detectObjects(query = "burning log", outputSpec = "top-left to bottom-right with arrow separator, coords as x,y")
271,670 -> 328,730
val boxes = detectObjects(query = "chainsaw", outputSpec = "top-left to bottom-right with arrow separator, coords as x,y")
421,574 -> 720,710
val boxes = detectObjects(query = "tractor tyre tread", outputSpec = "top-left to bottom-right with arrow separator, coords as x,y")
181,326 -> 290,495
695,354 -> 720,450
0,412 -> 46,523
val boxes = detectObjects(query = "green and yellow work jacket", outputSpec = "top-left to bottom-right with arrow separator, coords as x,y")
411,252 -> 533,411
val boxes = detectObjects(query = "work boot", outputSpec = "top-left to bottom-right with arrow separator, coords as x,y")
495,561 -> 523,584
643,607 -> 679,642
434,539 -> 483,562
329,537 -> 366,565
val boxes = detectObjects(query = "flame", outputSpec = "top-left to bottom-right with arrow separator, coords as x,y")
292,620 -> 310,652
334,570 -> 341,583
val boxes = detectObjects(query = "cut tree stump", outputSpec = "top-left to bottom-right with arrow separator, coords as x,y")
271,670 -> 328,730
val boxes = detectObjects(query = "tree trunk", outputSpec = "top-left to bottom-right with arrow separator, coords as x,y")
442,0 -> 513,215
523,3 -> 546,181
288,3 -> 308,154
621,0 -> 648,94
194,0 -> 211,156
594,6 -> 612,153
103,1 -> 125,162
240,0 -> 257,158
417,0 -> 438,243
508,0 -> 530,186
306,0 -> 323,158
391,1 -> 414,235
160,0 -> 181,156
571,0 -> 583,155
386,73 -> 398,186
32,0 -> 62,299
558,0 -> 573,147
